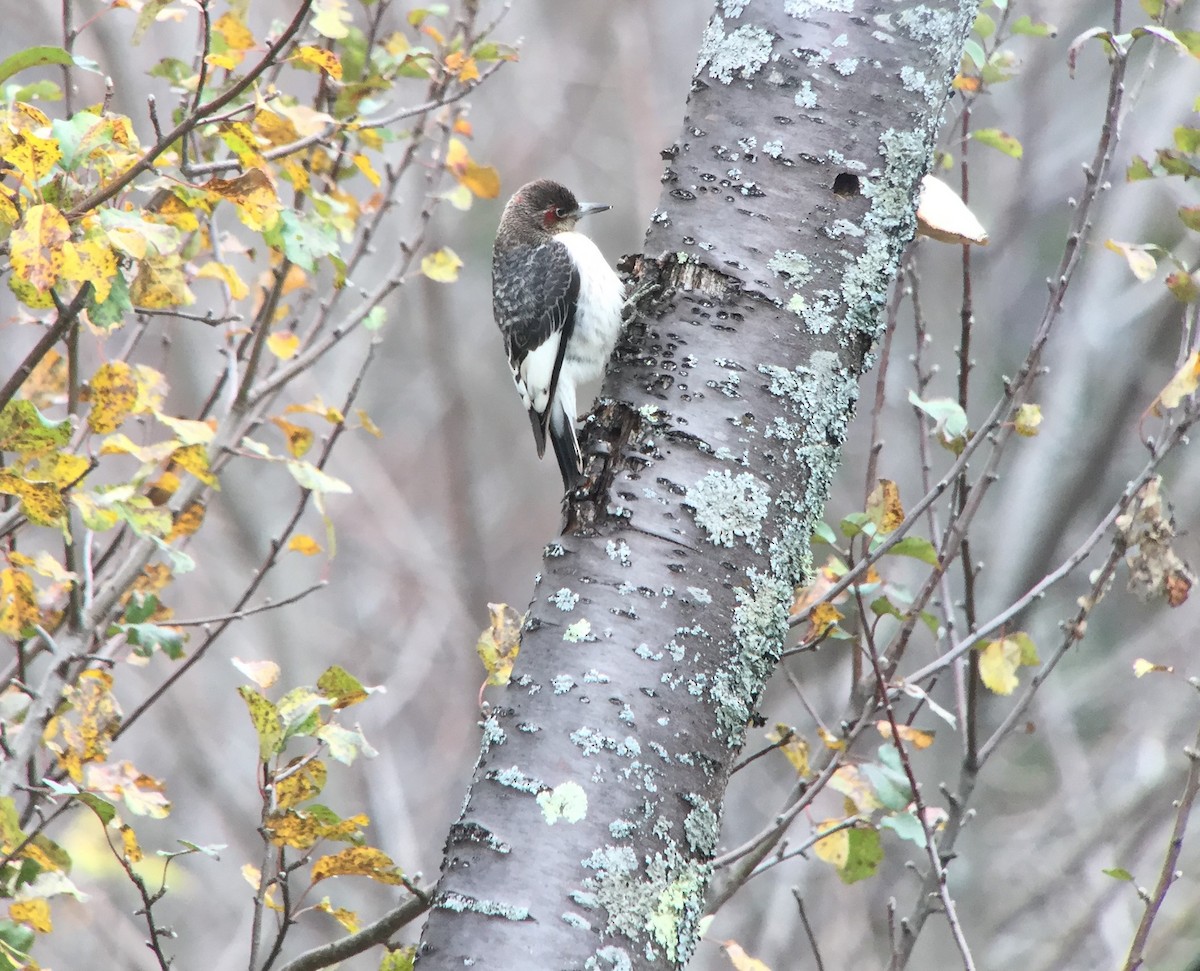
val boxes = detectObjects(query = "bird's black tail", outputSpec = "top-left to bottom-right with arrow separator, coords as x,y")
548,403 -> 583,493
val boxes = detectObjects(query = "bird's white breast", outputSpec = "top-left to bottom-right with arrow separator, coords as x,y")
557,231 -> 625,387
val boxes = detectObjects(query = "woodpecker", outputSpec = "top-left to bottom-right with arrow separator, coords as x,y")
492,179 -> 625,493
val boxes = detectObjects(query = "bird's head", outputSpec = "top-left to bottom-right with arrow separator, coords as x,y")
500,179 -> 610,239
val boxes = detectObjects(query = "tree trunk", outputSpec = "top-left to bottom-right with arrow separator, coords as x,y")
417,1 -> 976,967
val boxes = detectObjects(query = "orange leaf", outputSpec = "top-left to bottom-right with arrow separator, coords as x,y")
444,139 -> 499,199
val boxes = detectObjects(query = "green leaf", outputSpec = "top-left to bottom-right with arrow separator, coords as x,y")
317,665 -> 370,707
117,622 -> 186,660
1011,15 -> 1056,37
881,811 -> 927,847
266,209 -> 339,272
0,46 -> 74,86
77,791 -> 117,826
6,79 -> 63,102
811,521 -> 837,545
972,128 -> 1023,159
1179,206 -> 1200,233
1175,127 -> 1200,155
907,391 -> 969,453
839,511 -> 875,539
85,268 -> 131,329
973,12 -> 995,37
1126,155 -> 1156,181
0,400 -> 70,457
886,535 -> 939,565
318,723 -> 378,765
838,827 -> 884,884
1103,867 -> 1134,881
286,461 -> 352,495
961,38 -> 986,69
0,921 -> 35,966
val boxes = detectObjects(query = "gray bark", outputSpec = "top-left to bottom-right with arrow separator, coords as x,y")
416,1 -> 976,967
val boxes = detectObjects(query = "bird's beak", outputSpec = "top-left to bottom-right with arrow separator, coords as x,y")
572,201 -> 611,219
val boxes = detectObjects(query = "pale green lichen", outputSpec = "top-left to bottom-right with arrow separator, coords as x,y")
550,588 -> 579,611
687,469 -> 770,548
697,17 -> 774,84
584,946 -> 633,971
537,780 -> 588,825
683,797 -> 720,856
785,0 -> 853,15
564,618 -> 593,642
581,843 -> 708,964
491,765 -> 543,793
794,80 -> 818,109
437,891 -> 530,922
711,570 -> 792,746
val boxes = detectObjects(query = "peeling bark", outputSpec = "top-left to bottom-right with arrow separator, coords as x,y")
416,1 -> 976,967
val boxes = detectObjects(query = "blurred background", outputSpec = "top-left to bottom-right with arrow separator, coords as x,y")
8,1 -> 1200,968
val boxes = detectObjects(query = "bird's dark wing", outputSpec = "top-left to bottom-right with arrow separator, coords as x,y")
492,241 -> 580,454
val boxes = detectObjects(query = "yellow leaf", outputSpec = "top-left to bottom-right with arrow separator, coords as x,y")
355,408 -> 382,438
197,261 -> 250,300
238,686 -> 284,761
352,153 -> 381,186
808,602 -> 842,637
242,863 -> 262,889
444,51 -> 479,83
475,602 -> 522,686
267,331 -> 301,360
87,361 -> 138,435
254,108 -> 300,147
200,168 -> 280,231
979,637 -> 1022,694
830,765 -> 882,811
766,724 -> 810,777
292,45 -> 343,79
21,349 -> 67,408
288,534 -> 322,556
1153,352 -> 1200,415
44,671 -> 120,783
444,138 -> 500,199
167,501 -> 206,541
816,726 -> 845,751
866,479 -> 904,533
214,11 -> 255,49
1014,403 -> 1042,437
11,203 -> 70,293
130,257 -> 196,309
312,0 -> 351,38
876,721 -> 935,749
120,823 -> 142,862
1133,657 -> 1174,677
0,567 -> 39,638
60,238 -> 118,304
271,416 -> 314,458
3,130 -> 62,188
316,897 -> 360,934
721,941 -> 772,971
205,52 -> 241,71
0,472 -> 68,529
166,443 -> 216,488
9,898 -> 52,934
421,247 -> 463,283
1105,239 -> 1157,281
275,758 -> 327,809
310,846 -> 403,885
812,820 -> 849,868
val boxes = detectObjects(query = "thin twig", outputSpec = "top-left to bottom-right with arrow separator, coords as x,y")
1121,721 -> 1200,971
